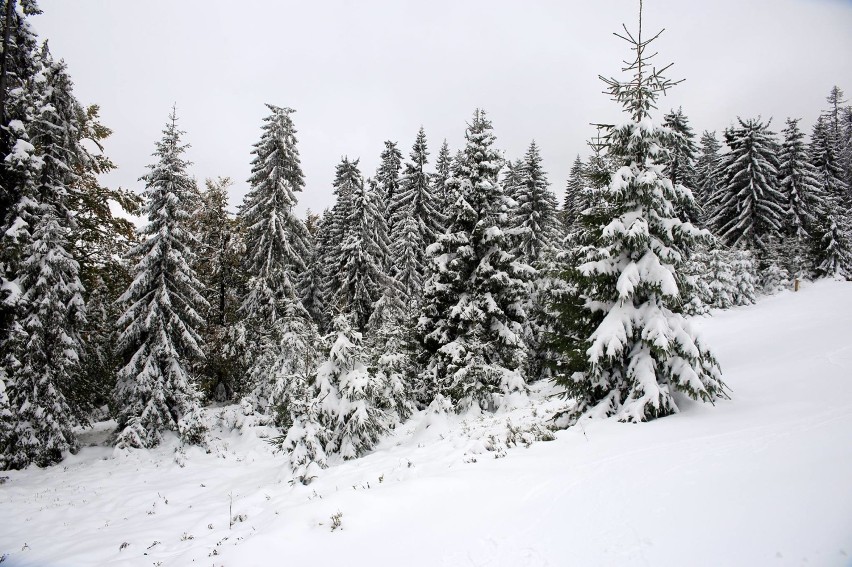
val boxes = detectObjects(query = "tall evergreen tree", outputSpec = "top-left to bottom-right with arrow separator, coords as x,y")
323,157 -> 361,312
500,158 -> 523,204
824,86 -> 847,148
301,211 -> 330,328
811,114 -> 849,206
4,48 -> 88,467
839,105 -> 852,194
708,118 -> 786,255
662,107 -> 699,222
389,127 -> 442,305
432,139 -> 453,219
113,109 -> 207,449
0,0 -> 40,417
562,155 -> 585,231
693,130 -> 722,224
811,114 -> 852,279
512,140 -> 558,264
335,173 -> 388,331
551,6 -> 725,424
376,140 -> 403,237
418,109 -> 528,411
238,105 -> 310,332
193,177 -> 245,401
778,118 -> 824,274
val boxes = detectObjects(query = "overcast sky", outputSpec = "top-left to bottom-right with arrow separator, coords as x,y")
33,0 -> 852,216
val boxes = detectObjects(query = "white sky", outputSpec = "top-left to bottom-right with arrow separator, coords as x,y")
33,0 -> 852,216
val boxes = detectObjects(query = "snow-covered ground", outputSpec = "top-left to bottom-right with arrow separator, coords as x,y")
2,280 -> 851,567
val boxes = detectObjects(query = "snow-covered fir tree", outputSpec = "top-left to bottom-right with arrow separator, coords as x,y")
316,315 -> 389,460
367,284 -> 415,423
388,127 -> 442,306
301,211 -> 330,328
708,118 -> 786,256
4,46 -> 90,468
376,140 -> 403,237
238,105 -> 318,415
813,213 -> 852,279
193,177 -> 244,401
562,155 -> 585,231
113,109 -> 207,449
334,172 -> 389,331
238,105 -> 310,335
811,114 -> 849,206
810,114 -> 852,278
778,118 -> 824,275
512,140 -> 559,264
840,104 -> 852,193
662,107 -> 700,222
274,372 -> 327,484
323,157 -> 361,310
500,158 -> 523,204
418,109 -> 529,411
510,141 -> 559,382
432,139 -> 453,222
0,1 -> 41,457
551,9 -> 726,424
693,130 -> 722,224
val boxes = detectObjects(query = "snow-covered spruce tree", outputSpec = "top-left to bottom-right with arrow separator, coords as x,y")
389,127 -> 443,306
824,86 -> 847,152
0,1 -> 41,454
390,214 -> 423,313
432,139 -> 453,223
810,115 -> 852,279
323,157 -> 360,312
693,130 -> 722,225
334,173 -> 389,331
238,105 -> 310,339
0,0 -> 40,264
301,211 -> 330,329
662,107 -> 700,223
418,109 -> 529,411
813,213 -> 852,279
113,109 -> 207,449
376,140 -> 403,237
511,141 -> 559,382
706,248 -> 736,309
512,140 -> 559,264
840,105 -> 852,193
367,283 -> 415,423
193,177 -> 245,401
708,118 -> 786,257
500,158 -> 523,204
317,315 -> 390,460
274,371 -> 328,484
237,105 -> 316,412
731,249 -> 757,305
562,155 -> 585,232
811,114 -> 849,206
552,7 -> 726,424
778,118 -> 824,277
4,46 -> 91,468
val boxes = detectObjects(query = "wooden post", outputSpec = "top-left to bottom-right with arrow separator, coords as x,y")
794,278 -> 800,292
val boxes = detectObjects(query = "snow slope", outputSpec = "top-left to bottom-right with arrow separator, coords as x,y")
2,280 -> 851,567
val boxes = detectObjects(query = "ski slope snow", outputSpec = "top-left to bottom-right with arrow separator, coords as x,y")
1,280 -> 851,566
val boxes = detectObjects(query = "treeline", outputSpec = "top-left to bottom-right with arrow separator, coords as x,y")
1,1 -> 850,475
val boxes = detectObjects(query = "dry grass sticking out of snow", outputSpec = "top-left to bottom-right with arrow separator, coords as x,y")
1,279 -> 851,566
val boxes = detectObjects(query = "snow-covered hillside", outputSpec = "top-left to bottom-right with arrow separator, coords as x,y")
2,280 -> 851,567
